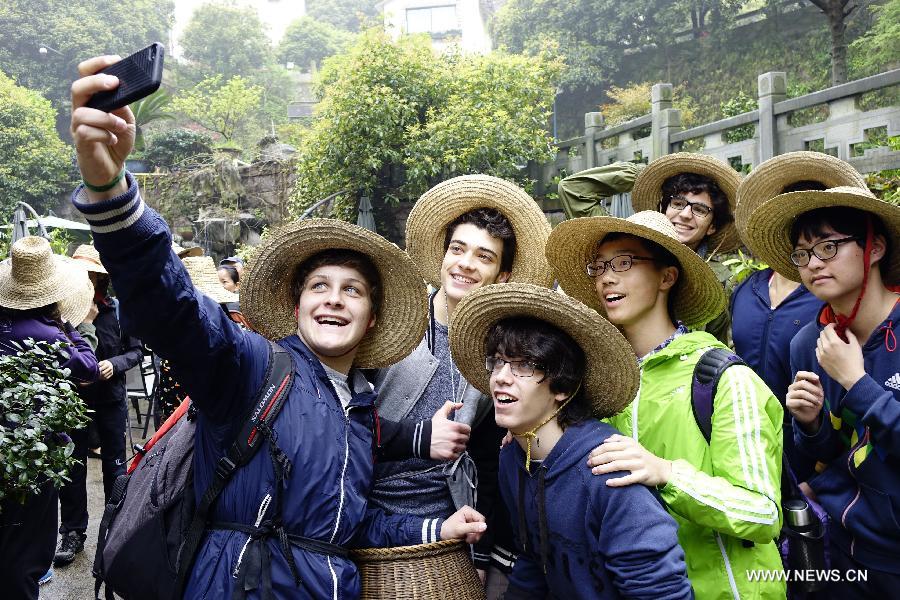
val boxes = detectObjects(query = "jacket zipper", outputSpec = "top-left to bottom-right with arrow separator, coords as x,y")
232,492 -> 272,577
715,532 -> 741,599
840,428 -> 870,557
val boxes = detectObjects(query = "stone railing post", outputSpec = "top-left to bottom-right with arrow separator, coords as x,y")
758,71 -> 787,163
651,83 -> 674,159
657,108 -> 683,160
584,112 -> 604,169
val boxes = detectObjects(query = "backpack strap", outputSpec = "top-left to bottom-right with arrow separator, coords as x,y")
174,340 -> 294,596
690,348 -> 745,444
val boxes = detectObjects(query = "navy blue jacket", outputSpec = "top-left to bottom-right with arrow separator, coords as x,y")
791,300 -> 900,574
731,268 -> 823,480
499,419 -> 693,599
72,174 -> 443,599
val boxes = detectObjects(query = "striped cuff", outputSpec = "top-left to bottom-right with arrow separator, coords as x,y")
72,171 -> 149,235
420,518 -> 444,544
412,420 -> 431,459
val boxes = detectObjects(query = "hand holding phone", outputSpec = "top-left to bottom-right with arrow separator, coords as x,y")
86,43 -> 165,113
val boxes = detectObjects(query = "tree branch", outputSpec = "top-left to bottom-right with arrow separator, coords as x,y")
807,0 -> 828,11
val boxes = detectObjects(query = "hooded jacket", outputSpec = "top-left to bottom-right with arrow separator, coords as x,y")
790,299 -> 900,574
500,419 -> 693,600
606,331 -> 785,600
731,267 -> 823,480
72,174 -> 444,599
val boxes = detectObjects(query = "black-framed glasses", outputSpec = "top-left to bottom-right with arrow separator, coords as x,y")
790,236 -> 860,267
665,195 -> 713,218
485,356 -> 545,378
586,254 -> 658,277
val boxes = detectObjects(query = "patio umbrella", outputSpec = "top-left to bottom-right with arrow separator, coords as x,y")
11,202 -> 49,243
356,196 -> 376,232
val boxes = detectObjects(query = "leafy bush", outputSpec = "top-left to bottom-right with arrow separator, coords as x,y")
144,129 -> 214,171
0,339 -> 90,507
0,70 -> 70,216
720,91 -> 756,143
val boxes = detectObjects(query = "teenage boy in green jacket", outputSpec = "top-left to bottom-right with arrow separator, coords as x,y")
547,210 -> 785,599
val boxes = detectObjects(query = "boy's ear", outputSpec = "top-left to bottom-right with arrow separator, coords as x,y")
871,233 -> 888,265
659,265 -> 679,291
497,271 -> 511,284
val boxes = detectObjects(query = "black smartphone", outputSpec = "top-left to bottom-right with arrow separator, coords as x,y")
85,43 -> 165,112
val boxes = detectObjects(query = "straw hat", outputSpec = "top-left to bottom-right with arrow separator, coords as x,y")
735,151 -> 867,255
72,243 -> 108,274
0,237 -> 87,312
745,186 -> 900,285
546,211 -> 727,329
241,218 -> 428,368
57,258 -> 95,325
405,175 -> 553,288
631,153 -> 743,253
449,283 -> 639,419
172,242 -> 203,258
183,256 -> 239,304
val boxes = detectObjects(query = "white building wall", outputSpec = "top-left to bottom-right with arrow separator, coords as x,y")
380,0 -> 491,54
170,0 -> 307,59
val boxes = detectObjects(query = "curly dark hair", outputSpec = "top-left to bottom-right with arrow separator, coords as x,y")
444,208 -> 516,274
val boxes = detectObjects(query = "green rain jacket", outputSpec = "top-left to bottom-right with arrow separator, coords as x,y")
606,331 -> 786,599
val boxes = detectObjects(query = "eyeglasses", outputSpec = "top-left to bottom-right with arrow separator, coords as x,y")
666,196 -> 713,218
586,254 -> 658,277
485,356 -> 545,378
790,236 -> 859,267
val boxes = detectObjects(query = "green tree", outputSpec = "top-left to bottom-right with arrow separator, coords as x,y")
290,30 -> 562,217
0,0 -> 173,108
278,17 -> 354,71
793,0 -> 872,85
179,2 -> 272,82
850,0 -> 900,76
0,71 -> 70,216
306,0 -> 379,32
131,90 -> 174,151
171,75 -> 263,143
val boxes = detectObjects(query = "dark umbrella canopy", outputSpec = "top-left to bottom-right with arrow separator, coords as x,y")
12,202 -> 49,243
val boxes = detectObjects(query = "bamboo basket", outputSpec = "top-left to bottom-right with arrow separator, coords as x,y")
351,540 -> 486,599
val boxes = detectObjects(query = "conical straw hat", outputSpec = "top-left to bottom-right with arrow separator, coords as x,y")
57,258 -> 95,325
183,256 -> 239,305
546,211 -> 727,328
0,237 -> 85,312
72,244 -> 108,274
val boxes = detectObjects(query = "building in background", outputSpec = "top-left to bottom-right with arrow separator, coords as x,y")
378,0 -> 492,54
169,0 -> 307,59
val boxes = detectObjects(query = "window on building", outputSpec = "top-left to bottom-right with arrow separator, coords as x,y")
406,5 -> 459,35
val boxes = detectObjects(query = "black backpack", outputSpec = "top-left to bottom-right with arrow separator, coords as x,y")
690,348 -> 827,593
93,340 -> 294,600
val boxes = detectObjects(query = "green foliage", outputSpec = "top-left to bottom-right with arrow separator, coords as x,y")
0,71 -> 71,216
599,82 -> 697,131
720,90 -> 757,142
0,0 -> 174,108
0,339 -> 90,507
171,76 -> 263,142
179,2 -> 272,82
851,0 -> 900,76
306,0 -> 379,32
144,129 -> 214,171
722,249 -> 769,283
866,170 -> 900,205
278,17 -> 354,72
289,30 -> 562,218
131,90 -> 174,151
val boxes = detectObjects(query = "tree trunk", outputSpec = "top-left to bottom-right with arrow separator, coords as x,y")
809,0 -> 854,86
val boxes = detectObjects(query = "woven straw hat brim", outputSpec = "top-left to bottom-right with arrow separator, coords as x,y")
172,243 -> 203,258
631,153 -> 743,253
183,256 -> 239,304
72,244 -> 108,274
745,187 -> 900,285
241,218 -> 428,368
546,212 -> 727,329
449,283 -> 639,419
735,151 -> 867,254
0,238 -> 83,311
58,260 -> 95,325
406,175 -> 553,288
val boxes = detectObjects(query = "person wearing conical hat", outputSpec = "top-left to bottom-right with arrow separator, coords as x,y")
0,236 -> 99,600
547,211 -> 786,599
449,283 -> 692,599
746,184 -> 900,596
731,151 -> 868,485
371,174 -> 553,587
56,244 -> 145,569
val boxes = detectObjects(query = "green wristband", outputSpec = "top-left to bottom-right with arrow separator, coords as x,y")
83,168 -> 126,193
